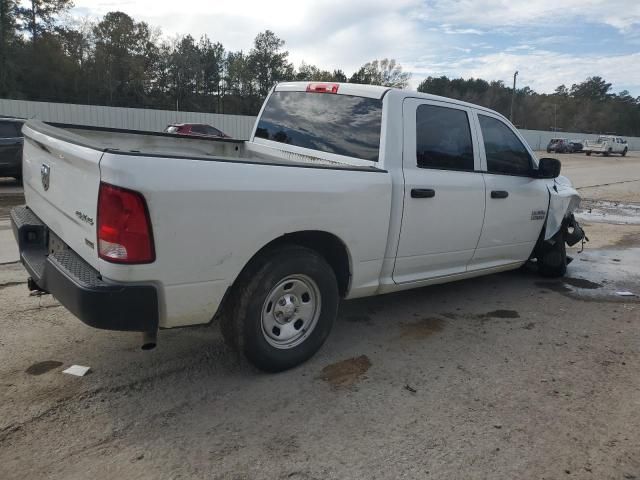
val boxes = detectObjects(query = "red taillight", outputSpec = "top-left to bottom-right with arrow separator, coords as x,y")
97,182 -> 155,264
306,83 -> 339,94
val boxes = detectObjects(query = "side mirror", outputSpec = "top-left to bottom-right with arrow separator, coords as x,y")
537,157 -> 561,179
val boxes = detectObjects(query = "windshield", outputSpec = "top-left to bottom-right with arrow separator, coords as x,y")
255,91 -> 383,162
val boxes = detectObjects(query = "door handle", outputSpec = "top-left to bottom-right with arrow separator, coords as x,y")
411,188 -> 435,198
491,190 -> 509,199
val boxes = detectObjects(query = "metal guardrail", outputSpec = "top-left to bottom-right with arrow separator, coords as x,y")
0,98 -> 256,140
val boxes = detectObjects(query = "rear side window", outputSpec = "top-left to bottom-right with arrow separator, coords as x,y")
416,104 -> 474,171
0,121 -> 20,138
255,91 -> 383,162
478,115 -> 532,176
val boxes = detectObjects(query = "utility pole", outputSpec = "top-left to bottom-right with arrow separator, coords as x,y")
510,70 -> 518,123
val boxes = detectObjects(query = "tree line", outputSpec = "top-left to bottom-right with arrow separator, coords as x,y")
418,76 -> 640,136
1,1 -> 639,136
0,1 -> 410,115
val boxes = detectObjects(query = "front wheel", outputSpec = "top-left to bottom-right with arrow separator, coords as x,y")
622,148 -> 628,157
537,230 -> 567,278
586,151 -> 591,156
222,245 -> 339,372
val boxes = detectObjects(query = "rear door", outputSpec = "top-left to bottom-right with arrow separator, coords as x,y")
0,120 -> 23,176
468,111 -> 548,270
21,122 -> 103,269
392,98 -> 486,283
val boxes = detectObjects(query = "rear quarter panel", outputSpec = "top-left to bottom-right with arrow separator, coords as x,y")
98,154 -> 392,327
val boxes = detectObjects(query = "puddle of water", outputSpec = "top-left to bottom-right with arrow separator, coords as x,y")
399,317 -> 445,339
537,247 -> 640,302
25,361 -> 63,376
535,281 -> 571,294
319,355 -> 371,388
563,277 -> 602,289
481,310 -> 520,319
575,200 -> 640,225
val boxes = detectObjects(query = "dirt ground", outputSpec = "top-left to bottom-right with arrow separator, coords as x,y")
1,152 -> 639,480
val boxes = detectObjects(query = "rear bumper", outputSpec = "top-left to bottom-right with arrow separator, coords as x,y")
10,206 -> 158,332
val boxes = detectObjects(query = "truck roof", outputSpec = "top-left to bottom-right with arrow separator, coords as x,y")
275,82 -> 511,122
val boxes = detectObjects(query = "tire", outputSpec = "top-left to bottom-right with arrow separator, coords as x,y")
604,148 -> 611,157
622,148 -> 627,157
537,230 -> 567,278
221,245 -> 339,372
586,151 -> 591,156
546,148 -> 551,153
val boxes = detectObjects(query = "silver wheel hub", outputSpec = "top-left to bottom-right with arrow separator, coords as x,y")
261,275 -> 321,349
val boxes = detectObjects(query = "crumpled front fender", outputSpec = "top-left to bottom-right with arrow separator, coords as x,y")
545,175 -> 581,240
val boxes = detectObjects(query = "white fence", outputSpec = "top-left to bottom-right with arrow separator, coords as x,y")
1,98 -> 639,150
0,98 -> 256,140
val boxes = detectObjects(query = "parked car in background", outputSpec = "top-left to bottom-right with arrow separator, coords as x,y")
569,140 -> 584,153
584,135 -> 628,156
164,123 -> 230,138
0,117 -> 25,181
11,82 -> 585,371
546,138 -> 574,153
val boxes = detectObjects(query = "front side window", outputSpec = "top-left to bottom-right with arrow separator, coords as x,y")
415,104 -> 474,171
255,91 -> 383,162
479,115 -> 532,176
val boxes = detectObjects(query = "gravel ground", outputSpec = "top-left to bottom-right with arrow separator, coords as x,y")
1,154 -> 639,480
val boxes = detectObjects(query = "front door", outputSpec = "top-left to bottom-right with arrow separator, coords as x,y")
392,98 -> 486,284
469,112 -> 549,270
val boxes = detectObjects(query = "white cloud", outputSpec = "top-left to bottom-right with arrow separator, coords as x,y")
440,24 -> 485,35
69,0 -> 640,94
72,0 -> 428,74
417,0 -> 640,32
407,50 -> 640,94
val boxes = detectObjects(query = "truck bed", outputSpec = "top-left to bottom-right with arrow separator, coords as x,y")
29,121 -> 380,171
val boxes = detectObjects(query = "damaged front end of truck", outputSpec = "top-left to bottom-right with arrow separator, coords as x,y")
532,175 -> 587,277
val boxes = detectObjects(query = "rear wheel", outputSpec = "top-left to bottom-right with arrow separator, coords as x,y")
221,245 -> 339,372
586,151 -> 591,156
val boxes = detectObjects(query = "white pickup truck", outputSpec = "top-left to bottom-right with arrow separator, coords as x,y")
584,135 -> 628,156
11,82 -> 586,371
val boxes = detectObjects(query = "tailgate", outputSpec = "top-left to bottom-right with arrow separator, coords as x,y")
22,121 -> 103,270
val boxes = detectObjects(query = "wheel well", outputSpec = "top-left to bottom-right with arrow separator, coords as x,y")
238,231 -> 351,298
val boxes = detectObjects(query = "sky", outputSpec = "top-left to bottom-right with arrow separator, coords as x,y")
70,0 -> 640,96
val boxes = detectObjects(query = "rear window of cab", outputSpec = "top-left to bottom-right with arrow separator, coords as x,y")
254,91 -> 383,162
